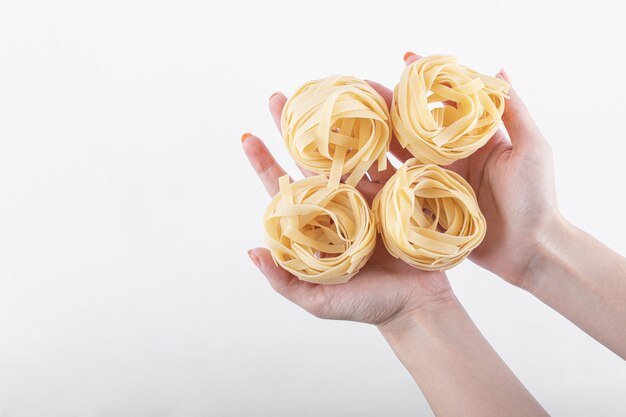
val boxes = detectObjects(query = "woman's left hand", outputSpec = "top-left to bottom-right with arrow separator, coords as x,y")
242,91 -> 453,326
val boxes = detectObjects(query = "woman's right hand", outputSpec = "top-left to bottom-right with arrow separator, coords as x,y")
387,53 -> 626,359
385,53 -> 563,289
446,67 -> 561,289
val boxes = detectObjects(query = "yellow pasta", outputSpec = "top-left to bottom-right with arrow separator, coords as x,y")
372,159 -> 486,271
391,55 -> 509,165
264,175 -> 376,284
281,75 -> 391,188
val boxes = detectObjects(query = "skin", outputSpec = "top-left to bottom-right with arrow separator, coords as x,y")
243,125 -> 453,327
402,53 -> 626,359
372,54 -> 560,289
241,53 -> 550,416
242,51 -> 626,414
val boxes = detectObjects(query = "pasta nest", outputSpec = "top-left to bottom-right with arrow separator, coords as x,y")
391,55 -> 509,165
264,175 -> 376,284
372,159 -> 486,271
281,75 -> 391,188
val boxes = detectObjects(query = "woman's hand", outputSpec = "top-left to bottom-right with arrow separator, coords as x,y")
447,67 -> 560,288
242,93 -> 453,326
242,77 -> 550,415
382,53 -> 562,288
385,53 -> 626,358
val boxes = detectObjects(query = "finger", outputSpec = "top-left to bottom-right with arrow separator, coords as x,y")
354,178 -> 381,205
497,69 -> 546,151
298,166 -> 317,178
241,133 -> 291,196
368,163 -> 395,183
389,137 -> 414,163
404,51 -> 423,65
268,92 -> 316,178
446,157 -> 469,180
248,248 -> 327,317
461,131 -> 509,189
365,80 -> 393,110
333,171 -> 379,203
269,92 -> 288,134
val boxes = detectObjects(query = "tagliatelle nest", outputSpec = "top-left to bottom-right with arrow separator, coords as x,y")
281,75 -> 391,188
391,55 -> 509,165
372,159 -> 486,271
263,175 -> 377,284
261,59 -> 502,283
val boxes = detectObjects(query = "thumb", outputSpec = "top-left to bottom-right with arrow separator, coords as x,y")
498,69 -> 547,151
247,248 -> 326,316
365,80 -> 393,110
404,51 -> 422,65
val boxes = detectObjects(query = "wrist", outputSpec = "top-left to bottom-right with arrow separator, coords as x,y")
377,290 -> 460,340
518,214 -> 575,293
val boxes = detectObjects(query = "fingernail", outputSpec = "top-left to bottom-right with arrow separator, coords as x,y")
403,51 -> 416,62
248,250 -> 261,268
241,132 -> 252,143
269,92 -> 280,102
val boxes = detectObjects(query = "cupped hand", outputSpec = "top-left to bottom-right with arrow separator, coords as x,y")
386,53 -> 561,288
242,92 -> 453,326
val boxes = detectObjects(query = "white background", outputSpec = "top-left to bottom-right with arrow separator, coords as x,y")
1,0 -> 625,415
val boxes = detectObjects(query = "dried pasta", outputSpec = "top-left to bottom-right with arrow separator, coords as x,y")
281,75 -> 391,188
372,159 -> 486,271
391,55 -> 509,165
264,175 -> 376,284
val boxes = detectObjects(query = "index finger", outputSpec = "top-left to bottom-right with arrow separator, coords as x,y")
241,133 -> 291,197
269,92 -> 288,134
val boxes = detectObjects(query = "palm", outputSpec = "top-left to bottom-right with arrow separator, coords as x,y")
245,53 -> 558,323
451,131 -> 558,285
271,173 -> 452,325
312,235 -> 451,325
243,119 -> 452,325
